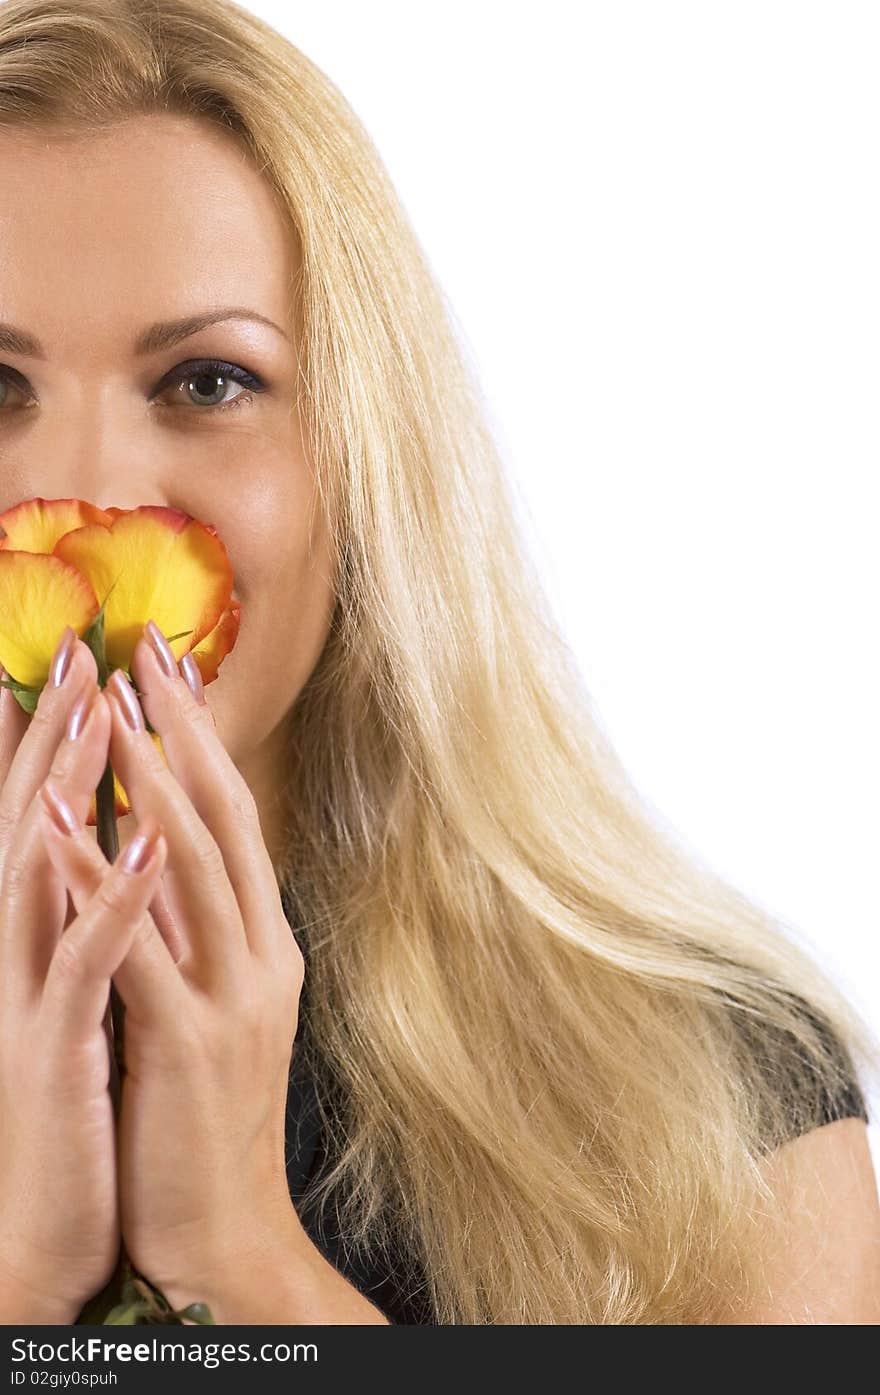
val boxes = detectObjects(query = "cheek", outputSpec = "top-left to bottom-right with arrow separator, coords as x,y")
204,476 -> 336,736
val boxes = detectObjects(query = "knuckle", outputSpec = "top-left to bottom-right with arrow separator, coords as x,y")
189,825 -> 225,880
50,931 -> 92,985
46,744 -> 78,785
263,944 -> 304,1025
92,868 -> 139,920
283,936 -> 306,991
189,694 -> 218,732
27,696 -> 58,740
0,842 -> 32,900
127,908 -> 157,958
0,801 -> 19,844
230,783 -> 259,825
137,736 -> 170,779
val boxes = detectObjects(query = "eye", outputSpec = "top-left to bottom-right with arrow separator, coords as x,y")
153,358 -> 267,415
0,366 -> 33,412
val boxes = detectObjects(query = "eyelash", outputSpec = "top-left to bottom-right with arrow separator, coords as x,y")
0,357 -> 267,416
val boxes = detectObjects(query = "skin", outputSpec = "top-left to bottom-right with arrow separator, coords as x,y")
0,112 -> 336,873
719,1117 -> 880,1323
0,113 -> 877,1324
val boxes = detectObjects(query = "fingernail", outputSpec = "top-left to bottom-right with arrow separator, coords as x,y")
180,652 -> 206,705
145,619 -> 178,680
40,779 -> 80,836
109,669 -> 145,732
119,816 -> 161,874
50,626 -> 77,688
66,685 -> 96,741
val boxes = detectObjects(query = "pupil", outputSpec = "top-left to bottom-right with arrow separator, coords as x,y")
192,373 -> 224,403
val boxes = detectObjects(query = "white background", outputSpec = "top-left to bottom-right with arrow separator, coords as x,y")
245,1 -> 879,1172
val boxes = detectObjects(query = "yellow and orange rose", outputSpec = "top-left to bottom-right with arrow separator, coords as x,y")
0,497 -> 239,822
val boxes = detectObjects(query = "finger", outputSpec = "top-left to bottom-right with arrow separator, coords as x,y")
38,791 -> 185,1034
41,686 -> 187,965
0,661 -> 29,792
39,801 -> 173,1041
0,631 -> 99,885
0,679 -> 110,996
128,622 -> 286,962
104,662 -> 247,995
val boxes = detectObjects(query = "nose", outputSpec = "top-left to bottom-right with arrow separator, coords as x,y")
16,385 -> 168,516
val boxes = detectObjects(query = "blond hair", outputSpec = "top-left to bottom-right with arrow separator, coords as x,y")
2,0 -> 876,1323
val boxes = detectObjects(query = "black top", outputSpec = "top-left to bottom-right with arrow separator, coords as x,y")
281,894 -> 869,1324
285,1043 -> 435,1325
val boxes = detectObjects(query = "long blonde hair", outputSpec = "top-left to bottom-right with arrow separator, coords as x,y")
1,0 -> 876,1324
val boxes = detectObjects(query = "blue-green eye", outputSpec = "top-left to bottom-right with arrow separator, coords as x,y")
154,358 -> 267,414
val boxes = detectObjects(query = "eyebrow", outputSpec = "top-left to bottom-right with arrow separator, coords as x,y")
0,307 -> 290,360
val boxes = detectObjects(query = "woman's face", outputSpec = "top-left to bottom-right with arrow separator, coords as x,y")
0,113 -> 335,862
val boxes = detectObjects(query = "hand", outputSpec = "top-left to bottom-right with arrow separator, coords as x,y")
0,631 -> 166,1322
44,621 -> 305,1301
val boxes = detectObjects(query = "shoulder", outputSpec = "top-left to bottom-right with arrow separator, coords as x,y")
718,1117 -> 880,1322
710,993 -> 880,1321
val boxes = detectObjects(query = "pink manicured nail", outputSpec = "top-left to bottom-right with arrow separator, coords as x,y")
180,652 -> 206,705
120,816 -> 161,874
109,669 -> 145,732
50,626 -> 76,688
145,619 -> 178,680
66,685 -> 96,741
40,780 -> 80,836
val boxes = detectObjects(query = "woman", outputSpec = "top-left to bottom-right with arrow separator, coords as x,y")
0,0 -> 877,1325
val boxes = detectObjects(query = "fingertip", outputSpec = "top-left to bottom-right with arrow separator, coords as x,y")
129,635 -> 158,698
90,687 -> 112,727
118,815 -> 165,875
39,778 -> 81,839
70,636 -> 99,688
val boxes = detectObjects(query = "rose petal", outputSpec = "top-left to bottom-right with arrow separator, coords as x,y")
0,552 -> 100,687
189,601 -> 241,686
55,506 -> 233,673
0,497 -> 116,554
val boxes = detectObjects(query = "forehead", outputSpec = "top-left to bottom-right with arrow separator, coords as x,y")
0,114 -> 299,341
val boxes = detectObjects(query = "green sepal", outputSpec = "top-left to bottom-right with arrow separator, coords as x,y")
104,1301 -> 144,1324
176,1302 -> 216,1325
0,677 -> 42,716
81,577 -> 119,688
